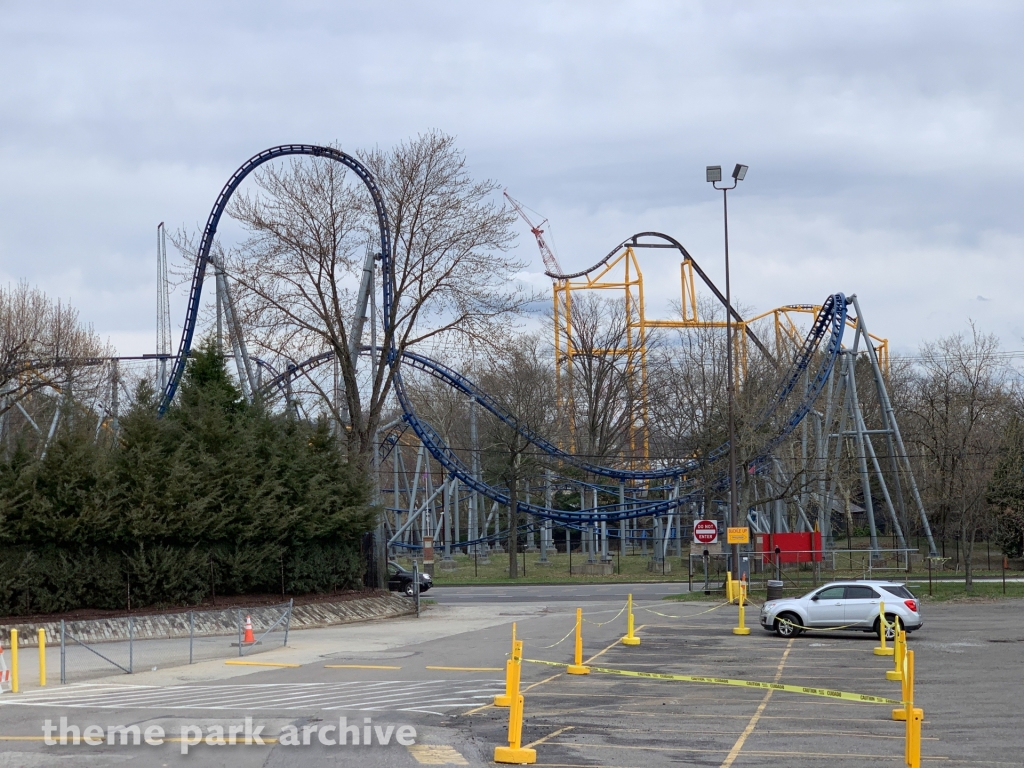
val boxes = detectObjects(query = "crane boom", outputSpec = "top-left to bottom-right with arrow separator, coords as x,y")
504,190 -> 563,277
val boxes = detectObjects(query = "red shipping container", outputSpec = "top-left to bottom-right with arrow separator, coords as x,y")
760,532 -> 822,563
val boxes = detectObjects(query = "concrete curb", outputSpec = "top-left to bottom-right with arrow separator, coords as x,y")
0,593 -> 415,647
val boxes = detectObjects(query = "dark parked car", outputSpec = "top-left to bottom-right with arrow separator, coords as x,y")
387,561 -> 432,596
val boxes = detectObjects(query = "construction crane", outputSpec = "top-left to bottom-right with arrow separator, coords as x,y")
503,190 -> 564,277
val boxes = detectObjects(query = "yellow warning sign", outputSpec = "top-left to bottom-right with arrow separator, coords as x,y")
727,527 -> 750,544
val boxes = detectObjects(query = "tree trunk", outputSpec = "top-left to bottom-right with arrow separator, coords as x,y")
508,480 -> 519,579
961,515 -> 975,592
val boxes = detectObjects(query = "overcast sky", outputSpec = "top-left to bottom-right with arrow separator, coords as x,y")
2,1 -> 1022,361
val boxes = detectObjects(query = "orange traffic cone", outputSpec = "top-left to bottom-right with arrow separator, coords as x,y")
243,616 -> 256,645
0,643 -> 10,692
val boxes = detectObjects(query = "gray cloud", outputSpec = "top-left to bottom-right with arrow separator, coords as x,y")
1,1 -> 1022,356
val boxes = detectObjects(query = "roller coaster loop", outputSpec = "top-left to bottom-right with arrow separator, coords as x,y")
158,144 -> 392,415
165,145 -> 848,524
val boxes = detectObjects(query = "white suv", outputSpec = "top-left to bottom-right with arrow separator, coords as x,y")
759,581 -> 922,638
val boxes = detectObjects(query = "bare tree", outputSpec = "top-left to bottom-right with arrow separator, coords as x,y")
222,132 -> 534,466
0,282 -> 111,429
646,297 -> 730,466
478,334 -> 560,578
557,293 -> 648,464
904,325 -> 1010,588
647,297 -> 782,515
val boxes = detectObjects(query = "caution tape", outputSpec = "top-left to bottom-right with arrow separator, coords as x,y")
582,603 -> 627,626
772,612 -> 904,634
525,601 -> 627,647
773,616 -> 867,633
521,657 -> 902,706
637,601 -> 730,619
525,623 -> 578,650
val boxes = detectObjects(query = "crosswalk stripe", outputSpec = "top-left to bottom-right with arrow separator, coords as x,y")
0,679 -> 504,714
311,684 -> 485,711
323,687 -> 502,712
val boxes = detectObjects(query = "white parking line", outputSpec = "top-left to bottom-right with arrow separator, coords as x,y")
32,681 -> 438,711
0,680 -> 504,716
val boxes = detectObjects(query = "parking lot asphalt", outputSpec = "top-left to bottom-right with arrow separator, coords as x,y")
0,595 -> 1019,766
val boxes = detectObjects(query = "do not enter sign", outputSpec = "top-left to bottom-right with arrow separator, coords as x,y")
693,519 -> 719,544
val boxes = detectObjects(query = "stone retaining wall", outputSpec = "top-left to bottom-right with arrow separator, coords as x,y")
0,593 -> 414,648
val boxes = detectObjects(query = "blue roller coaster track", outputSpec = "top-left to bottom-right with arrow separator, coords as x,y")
158,144 -> 392,415
163,145 -> 849,525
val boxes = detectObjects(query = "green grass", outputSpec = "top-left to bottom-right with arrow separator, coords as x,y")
905,579 -> 1024,602
395,539 -> 1023,590
662,590 -> 728,603
400,550 -> 694,585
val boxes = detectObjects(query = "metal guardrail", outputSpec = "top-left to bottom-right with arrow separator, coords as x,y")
237,603 -> 293,657
58,600 -> 293,684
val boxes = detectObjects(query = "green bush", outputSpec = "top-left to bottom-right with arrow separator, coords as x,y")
0,341 -> 375,616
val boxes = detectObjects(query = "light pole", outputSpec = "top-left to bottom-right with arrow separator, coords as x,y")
706,163 -> 748,578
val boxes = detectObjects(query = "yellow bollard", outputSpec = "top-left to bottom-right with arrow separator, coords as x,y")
901,650 -> 923,768
894,633 -> 908,718
873,600 -> 894,656
907,706 -> 923,768
887,629 -> 905,681
732,580 -> 751,635
493,639 -> 536,764
9,629 -> 17,693
621,594 -> 640,646
567,608 -> 590,675
494,623 -> 516,707
37,629 -> 45,687
725,571 -> 735,603
892,639 -> 923,722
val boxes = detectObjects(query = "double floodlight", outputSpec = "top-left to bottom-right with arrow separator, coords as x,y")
706,164 -> 748,183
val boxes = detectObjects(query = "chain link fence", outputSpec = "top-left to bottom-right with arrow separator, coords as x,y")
58,600 -> 292,684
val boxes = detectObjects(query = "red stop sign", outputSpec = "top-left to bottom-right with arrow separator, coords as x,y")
693,520 -> 718,544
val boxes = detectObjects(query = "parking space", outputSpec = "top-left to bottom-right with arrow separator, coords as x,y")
459,622 -> 908,765
453,598 -> 1022,767
0,596 -> 1020,766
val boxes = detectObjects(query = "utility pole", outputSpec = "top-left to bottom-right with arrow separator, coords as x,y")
707,163 -> 748,576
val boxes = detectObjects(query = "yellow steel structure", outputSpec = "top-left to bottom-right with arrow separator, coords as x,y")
745,303 -> 889,375
552,239 -> 890,465
553,245 -> 649,461
645,257 -> 753,379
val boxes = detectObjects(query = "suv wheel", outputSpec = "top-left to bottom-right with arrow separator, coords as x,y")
775,612 -> 801,638
875,614 -> 900,641
404,581 -> 416,597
